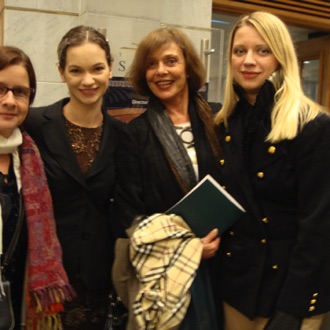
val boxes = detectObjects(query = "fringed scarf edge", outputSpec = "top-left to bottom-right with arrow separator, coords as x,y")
20,131 -> 76,329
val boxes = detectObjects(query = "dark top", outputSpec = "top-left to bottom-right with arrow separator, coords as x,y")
115,100 -> 221,230
216,81 -> 330,318
114,97 -> 222,329
1,161 -> 27,325
24,98 -> 124,290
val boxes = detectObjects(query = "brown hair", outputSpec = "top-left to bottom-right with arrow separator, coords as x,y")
127,27 -> 206,96
0,46 -> 36,104
57,25 -> 112,69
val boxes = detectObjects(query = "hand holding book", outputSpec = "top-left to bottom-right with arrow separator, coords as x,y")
201,228 -> 220,259
166,174 -> 245,237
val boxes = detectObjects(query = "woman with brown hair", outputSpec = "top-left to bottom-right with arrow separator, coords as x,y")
25,26 -> 123,329
115,27 -> 222,329
0,45 -> 73,329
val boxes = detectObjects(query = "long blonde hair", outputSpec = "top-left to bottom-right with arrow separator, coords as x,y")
214,11 -> 325,143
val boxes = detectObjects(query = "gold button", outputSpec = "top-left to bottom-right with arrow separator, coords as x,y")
229,231 -> 235,236
268,146 -> 276,154
309,306 -> 315,312
257,172 -> 264,178
313,293 -> 319,298
226,252 -> 232,257
261,239 -> 267,244
220,159 -> 225,165
262,217 -> 268,223
222,185 -> 226,190
272,264 -> 278,269
310,299 -> 317,304
225,135 -> 231,142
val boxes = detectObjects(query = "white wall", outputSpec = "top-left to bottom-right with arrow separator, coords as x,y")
3,0 -> 213,106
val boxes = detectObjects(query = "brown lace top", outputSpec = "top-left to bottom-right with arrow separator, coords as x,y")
65,119 -> 103,175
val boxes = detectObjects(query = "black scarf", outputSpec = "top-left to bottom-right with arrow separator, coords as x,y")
147,96 -> 198,193
234,80 -> 275,160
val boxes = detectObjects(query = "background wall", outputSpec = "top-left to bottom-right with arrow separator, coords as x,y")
1,0 -> 214,106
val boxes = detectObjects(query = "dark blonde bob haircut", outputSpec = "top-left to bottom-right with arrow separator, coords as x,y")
127,27 -> 206,96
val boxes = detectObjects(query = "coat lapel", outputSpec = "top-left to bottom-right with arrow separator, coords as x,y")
86,114 -> 118,179
40,101 -> 86,187
224,110 -> 288,223
224,114 -> 265,220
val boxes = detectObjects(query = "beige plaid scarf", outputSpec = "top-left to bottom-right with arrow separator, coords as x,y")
130,213 -> 202,330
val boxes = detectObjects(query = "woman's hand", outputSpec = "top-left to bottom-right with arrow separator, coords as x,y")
201,228 -> 220,259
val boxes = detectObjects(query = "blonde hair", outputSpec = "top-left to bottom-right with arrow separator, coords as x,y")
214,11 -> 325,142
127,27 -> 206,96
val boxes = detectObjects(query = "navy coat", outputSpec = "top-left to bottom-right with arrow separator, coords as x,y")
24,98 -> 123,290
216,96 -> 330,319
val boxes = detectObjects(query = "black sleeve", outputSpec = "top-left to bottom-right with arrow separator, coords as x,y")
264,310 -> 301,330
113,124 -> 146,237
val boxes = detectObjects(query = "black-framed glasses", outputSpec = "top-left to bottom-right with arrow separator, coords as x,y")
0,84 -> 34,101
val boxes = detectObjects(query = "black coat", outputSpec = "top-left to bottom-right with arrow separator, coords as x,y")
216,94 -> 330,319
114,98 -> 223,329
115,101 -> 221,232
24,98 -> 123,290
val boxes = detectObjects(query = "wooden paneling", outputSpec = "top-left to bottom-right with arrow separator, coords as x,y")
107,108 -> 146,123
296,36 -> 330,109
213,0 -> 330,32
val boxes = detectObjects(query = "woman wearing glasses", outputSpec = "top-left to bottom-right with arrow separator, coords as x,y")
0,46 -> 73,329
24,26 -> 123,329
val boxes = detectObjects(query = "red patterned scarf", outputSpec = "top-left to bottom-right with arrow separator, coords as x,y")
20,132 -> 75,329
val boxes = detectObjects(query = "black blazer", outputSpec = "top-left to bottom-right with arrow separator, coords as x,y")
114,99 -> 223,329
216,102 -> 330,319
24,98 -> 123,290
115,102 -> 221,232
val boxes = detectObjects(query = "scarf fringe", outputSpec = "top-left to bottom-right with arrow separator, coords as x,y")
28,285 -> 75,312
26,313 -> 63,330
26,285 -> 76,330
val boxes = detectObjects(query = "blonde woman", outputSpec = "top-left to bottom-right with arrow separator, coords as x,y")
214,11 -> 330,330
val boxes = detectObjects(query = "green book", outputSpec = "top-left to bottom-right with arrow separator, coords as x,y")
166,174 -> 245,237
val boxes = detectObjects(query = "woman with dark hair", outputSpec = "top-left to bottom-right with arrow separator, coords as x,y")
0,46 -> 73,329
24,26 -> 123,329
115,27 -> 222,329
